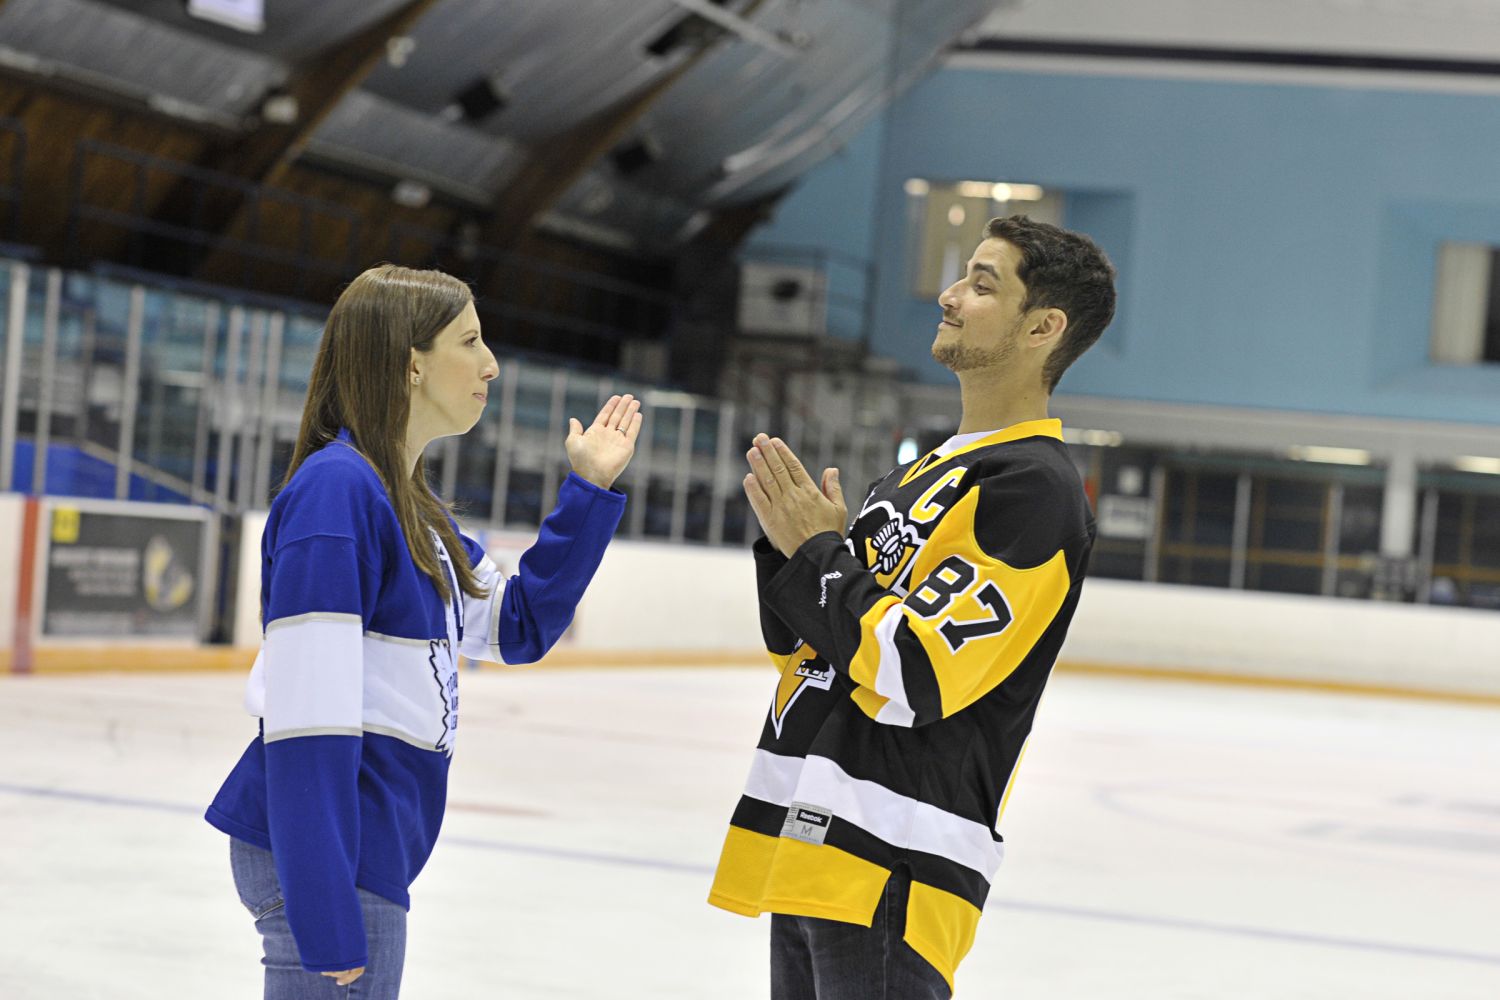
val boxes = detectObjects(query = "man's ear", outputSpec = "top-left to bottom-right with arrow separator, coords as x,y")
1028,308 -> 1068,350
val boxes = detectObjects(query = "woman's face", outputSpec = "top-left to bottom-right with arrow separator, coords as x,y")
410,301 -> 499,439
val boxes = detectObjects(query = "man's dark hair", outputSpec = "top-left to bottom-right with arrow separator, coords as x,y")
986,215 -> 1117,392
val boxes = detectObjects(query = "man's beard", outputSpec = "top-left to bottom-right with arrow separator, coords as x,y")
931,322 -> 1018,373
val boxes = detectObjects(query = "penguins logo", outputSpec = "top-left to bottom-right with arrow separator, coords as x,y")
849,502 -> 922,591
770,643 -> 835,739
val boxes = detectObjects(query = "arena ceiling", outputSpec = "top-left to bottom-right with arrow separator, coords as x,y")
2,0 -> 1495,258
0,0 -> 1001,251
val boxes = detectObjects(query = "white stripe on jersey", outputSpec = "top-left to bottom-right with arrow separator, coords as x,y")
743,749 -> 1004,880
459,554 -> 510,663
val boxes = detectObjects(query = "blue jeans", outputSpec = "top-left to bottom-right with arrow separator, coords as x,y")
770,866 -> 952,1000
230,837 -> 407,1000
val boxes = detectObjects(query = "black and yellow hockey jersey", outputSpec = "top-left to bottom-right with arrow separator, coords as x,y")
708,418 -> 1095,991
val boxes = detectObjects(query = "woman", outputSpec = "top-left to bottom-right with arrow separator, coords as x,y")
205,264 -> 641,997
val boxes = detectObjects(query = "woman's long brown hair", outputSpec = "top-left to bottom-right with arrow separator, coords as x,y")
284,264 -> 487,601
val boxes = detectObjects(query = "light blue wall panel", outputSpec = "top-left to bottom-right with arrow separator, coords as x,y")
753,64 -> 1500,423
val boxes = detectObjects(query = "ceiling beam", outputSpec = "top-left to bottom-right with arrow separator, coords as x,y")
136,0 -> 439,277
477,0 -> 770,284
203,0 -> 442,191
662,0 -> 799,58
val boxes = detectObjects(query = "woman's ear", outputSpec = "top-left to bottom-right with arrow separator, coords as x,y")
409,347 -> 424,386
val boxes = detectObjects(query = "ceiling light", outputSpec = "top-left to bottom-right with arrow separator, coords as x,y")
904,178 -> 930,196
1287,445 -> 1371,466
1453,455 -> 1500,474
994,183 -> 1044,202
391,180 -> 431,209
1062,428 -> 1123,447
187,0 -> 265,33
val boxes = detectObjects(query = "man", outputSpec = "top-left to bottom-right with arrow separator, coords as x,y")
708,215 -> 1117,998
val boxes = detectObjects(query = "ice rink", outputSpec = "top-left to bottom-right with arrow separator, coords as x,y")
2,664 -> 1497,999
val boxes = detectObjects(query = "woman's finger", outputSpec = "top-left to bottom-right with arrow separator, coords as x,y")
607,394 -> 636,431
594,395 -> 622,428
614,397 -> 639,433
623,408 -> 644,443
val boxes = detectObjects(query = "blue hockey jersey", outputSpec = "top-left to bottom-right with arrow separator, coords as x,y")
206,428 -> 624,971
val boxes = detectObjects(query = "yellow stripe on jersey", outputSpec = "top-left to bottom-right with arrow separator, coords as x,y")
707,825 -> 778,916
849,684 -> 889,720
903,881 -> 983,993
898,418 -> 1063,488
996,737 -> 1031,826
906,487 -> 1072,717
707,826 -> 892,925
848,594 -> 901,689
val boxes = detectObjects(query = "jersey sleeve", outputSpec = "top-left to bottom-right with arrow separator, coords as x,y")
761,462 -> 1088,727
255,471 -> 387,972
457,472 -> 626,664
751,536 -> 804,669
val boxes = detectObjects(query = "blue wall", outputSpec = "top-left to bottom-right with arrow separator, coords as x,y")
745,113 -> 886,342
753,65 -> 1500,424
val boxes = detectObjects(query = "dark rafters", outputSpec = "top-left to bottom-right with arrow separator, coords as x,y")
476,0 -> 771,279
144,0 -> 441,278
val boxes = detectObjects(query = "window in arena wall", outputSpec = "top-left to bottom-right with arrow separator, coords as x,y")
904,180 -> 1065,300
1430,241 -> 1500,364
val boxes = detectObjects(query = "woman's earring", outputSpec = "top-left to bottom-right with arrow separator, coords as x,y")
413,375 -> 422,385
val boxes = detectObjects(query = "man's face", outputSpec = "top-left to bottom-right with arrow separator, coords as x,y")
932,238 -> 1029,372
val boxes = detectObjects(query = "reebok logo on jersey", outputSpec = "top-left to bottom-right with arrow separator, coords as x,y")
818,571 -> 842,607
781,802 -> 833,845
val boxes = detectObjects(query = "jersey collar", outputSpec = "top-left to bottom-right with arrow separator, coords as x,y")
899,418 -> 1063,487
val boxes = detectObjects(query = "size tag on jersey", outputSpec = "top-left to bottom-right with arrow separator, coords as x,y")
781,802 -> 834,846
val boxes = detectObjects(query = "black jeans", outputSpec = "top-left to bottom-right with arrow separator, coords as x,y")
770,866 -> 953,1000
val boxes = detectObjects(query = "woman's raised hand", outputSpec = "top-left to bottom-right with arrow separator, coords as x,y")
565,394 -> 643,490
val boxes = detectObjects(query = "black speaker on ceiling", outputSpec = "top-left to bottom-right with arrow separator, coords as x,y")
610,137 -> 661,177
452,77 -> 507,122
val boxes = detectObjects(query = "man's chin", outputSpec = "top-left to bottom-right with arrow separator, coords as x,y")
931,340 -> 964,371
933,341 -> 1006,373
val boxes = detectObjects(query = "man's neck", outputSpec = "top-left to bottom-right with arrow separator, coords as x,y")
955,367 -> 1051,435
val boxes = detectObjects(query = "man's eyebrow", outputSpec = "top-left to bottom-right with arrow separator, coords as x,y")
969,262 -> 1000,281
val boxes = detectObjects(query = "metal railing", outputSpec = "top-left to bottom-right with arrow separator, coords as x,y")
0,256 -> 895,549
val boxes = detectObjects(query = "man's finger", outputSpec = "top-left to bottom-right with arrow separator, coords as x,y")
821,467 -> 843,504
755,434 -> 796,492
747,446 -> 782,498
743,473 -> 773,528
772,438 -> 811,486
569,417 -> 583,437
